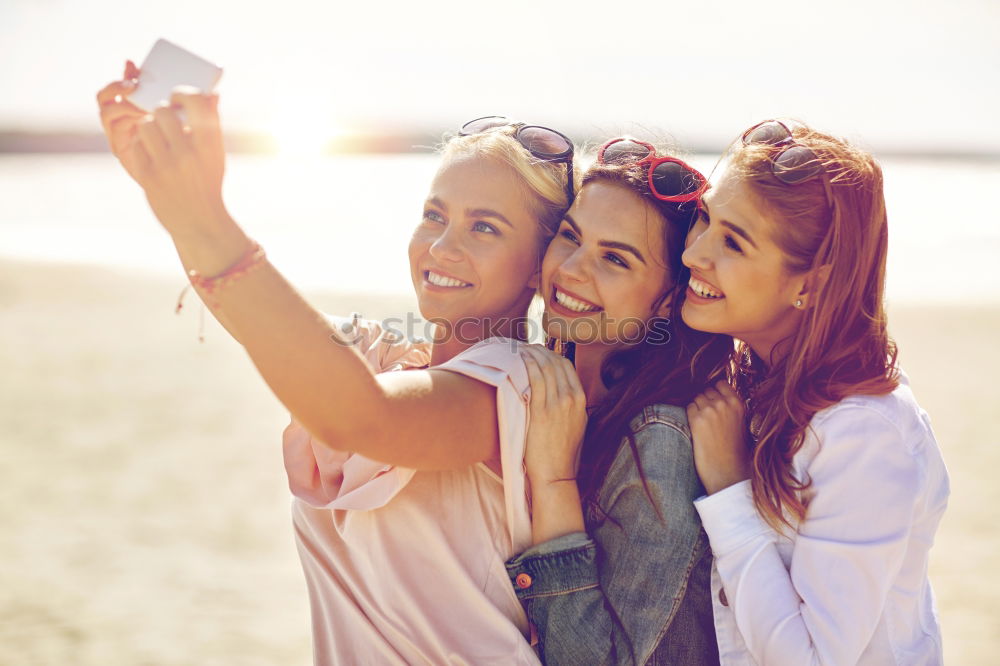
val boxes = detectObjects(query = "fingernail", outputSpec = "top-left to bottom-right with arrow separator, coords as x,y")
121,79 -> 135,89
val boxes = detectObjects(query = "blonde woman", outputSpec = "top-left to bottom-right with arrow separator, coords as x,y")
98,61 -> 574,663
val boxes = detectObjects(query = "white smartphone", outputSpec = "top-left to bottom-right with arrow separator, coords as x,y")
127,38 -> 223,111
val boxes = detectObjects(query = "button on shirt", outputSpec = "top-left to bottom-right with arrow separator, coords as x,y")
694,376 -> 949,665
506,405 -> 720,665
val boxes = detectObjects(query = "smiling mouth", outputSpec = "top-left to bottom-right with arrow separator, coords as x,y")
552,286 -> 603,313
424,270 -> 472,288
688,276 -> 724,300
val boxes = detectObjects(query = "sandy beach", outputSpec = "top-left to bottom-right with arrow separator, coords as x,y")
1,258 -> 996,665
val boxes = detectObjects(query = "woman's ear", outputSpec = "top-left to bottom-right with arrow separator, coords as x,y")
794,264 -> 832,309
527,268 -> 541,291
655,292 -> 673,318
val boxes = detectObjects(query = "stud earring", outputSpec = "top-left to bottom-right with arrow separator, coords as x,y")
794,299 -> 803,308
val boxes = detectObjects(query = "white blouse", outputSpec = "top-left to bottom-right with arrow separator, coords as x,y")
695,374 -> 949,665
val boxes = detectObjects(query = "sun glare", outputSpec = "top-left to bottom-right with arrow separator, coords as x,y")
269,109 -> 348,157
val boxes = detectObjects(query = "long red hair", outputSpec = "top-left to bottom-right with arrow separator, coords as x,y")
730,124 -> 899,529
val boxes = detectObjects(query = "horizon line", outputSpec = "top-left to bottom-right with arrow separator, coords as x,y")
1,130 -> 998,161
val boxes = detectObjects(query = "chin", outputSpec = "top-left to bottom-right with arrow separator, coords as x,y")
543,310 -> 613,345
541,310 -> 572,342
413,293 -> 452,323
680,301 -> 720,334
415,302 -> 436,323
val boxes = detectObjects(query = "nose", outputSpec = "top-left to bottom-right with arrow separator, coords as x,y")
681,225 -> 712,272
555,247 -> 589,284
428,224 -> 465,264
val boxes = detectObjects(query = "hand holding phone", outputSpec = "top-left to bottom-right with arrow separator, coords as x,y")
96,40 -> 230,241
127,38 -> 223,112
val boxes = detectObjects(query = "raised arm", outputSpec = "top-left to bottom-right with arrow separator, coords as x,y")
96,80 -> 500,470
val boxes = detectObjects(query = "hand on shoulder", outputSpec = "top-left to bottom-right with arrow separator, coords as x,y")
520,345 -> 587,485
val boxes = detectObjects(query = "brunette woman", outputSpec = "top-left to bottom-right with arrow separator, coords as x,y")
505,139 -> 731,665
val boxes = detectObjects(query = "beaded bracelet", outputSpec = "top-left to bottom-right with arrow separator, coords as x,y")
175,240 -> 267,341
188,241 -> 266,297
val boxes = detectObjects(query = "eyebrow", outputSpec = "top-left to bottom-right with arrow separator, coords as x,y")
720,220 -> 758,250
426,198 -> 514,229
564,214 -> 647,265
702,198 -> 759,250
468,208 -> 514,229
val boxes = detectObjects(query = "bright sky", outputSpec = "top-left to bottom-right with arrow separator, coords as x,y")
2,0 -> 998,154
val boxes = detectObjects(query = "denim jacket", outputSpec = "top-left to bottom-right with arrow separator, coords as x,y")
506,404 -> 719,666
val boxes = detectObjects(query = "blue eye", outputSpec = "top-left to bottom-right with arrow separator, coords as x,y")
423,209 -> 445,224
472,221 -> 498,234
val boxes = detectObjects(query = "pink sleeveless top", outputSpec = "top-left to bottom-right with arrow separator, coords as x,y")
282,317 -> 538,665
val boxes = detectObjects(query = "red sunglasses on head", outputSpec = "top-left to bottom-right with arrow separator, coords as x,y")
597,138 -> 708,204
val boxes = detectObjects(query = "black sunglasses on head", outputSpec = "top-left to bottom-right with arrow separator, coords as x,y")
459,116 -> 575,204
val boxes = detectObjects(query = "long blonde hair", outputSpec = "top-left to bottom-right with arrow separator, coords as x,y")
730,123 -> 899,529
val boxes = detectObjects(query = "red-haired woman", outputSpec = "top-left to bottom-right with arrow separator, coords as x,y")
683,120 -> 950,665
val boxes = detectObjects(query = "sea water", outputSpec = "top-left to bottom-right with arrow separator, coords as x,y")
1,152 -> 998,304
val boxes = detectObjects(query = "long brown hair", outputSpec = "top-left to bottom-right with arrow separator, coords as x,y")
574,156 -> 732,504
729,123 -> 899,529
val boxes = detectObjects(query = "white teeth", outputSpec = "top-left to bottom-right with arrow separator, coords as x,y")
426,271 -> 471,288
554,288 -> 601,313
689,277 -> 724,299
